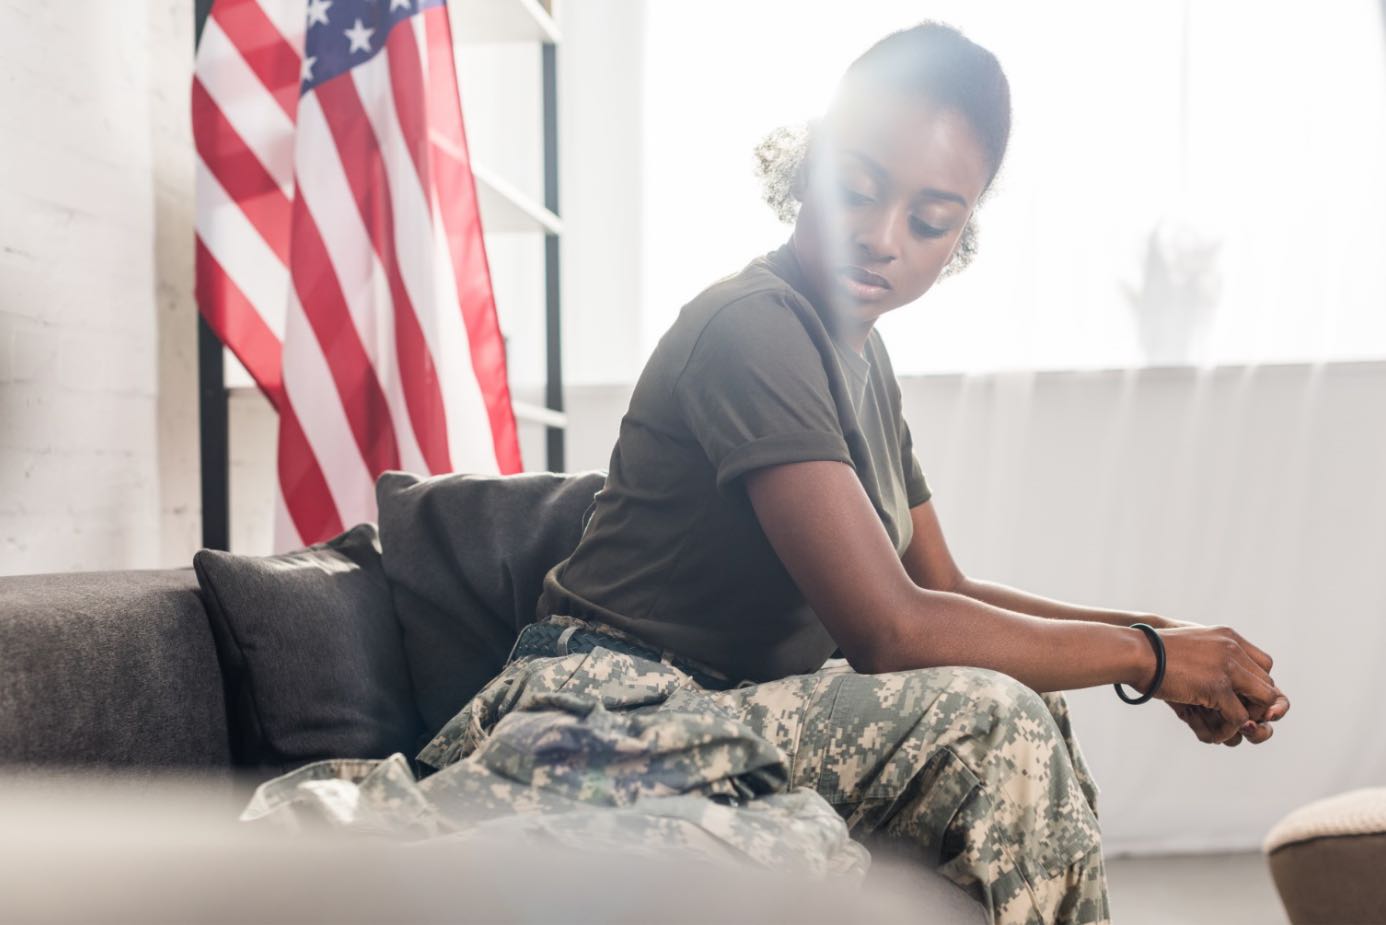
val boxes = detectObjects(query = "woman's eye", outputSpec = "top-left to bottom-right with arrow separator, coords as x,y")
910,217 -> 947,238
839,186 -> 873,206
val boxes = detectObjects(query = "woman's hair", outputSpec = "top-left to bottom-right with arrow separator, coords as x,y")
754,20 -> 1012,277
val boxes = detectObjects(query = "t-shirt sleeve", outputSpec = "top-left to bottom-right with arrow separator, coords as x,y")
673,294 -> 854,492
901,416 -> 933,507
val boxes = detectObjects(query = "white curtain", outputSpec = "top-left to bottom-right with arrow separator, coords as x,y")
899,362 -> 1386,854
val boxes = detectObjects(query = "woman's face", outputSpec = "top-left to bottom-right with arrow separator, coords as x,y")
792,88 -> 992,336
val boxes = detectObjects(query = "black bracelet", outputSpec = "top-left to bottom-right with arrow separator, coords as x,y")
1114,622 -> 1165,704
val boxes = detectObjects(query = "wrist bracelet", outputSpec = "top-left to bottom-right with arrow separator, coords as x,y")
1114,622 -> 1165,704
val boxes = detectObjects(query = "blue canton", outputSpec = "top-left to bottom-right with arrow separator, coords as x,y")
300,0 -> 447,95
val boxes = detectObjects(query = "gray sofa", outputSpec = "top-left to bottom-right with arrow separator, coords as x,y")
0,568 -> 233,779
0,563 -> 987,923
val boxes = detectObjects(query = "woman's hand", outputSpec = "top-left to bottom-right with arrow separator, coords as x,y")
1170,701 -> 1275,747
1136,621 -> 1286,743
1136,618 -> 1286,748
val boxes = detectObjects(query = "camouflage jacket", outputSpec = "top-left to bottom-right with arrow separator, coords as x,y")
240,645 -> 868,879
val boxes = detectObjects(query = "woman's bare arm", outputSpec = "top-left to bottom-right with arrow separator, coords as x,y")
743,459 -> 1288,740
901,500 -> 1178,629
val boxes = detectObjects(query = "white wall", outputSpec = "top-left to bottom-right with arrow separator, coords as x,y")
0,0 -> 198,575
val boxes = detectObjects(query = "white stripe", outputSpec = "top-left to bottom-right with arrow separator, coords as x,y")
407,14 -> 503,469
194,19 -> 296,196
410,12 -> 430,78
281,287 -> 377,531
271,471 -> 304,554
250,0 -> 306,58
350,47 -> 501,474
194,154 -> 288,339
293,93 -> 430,477
428,189 -> 504,473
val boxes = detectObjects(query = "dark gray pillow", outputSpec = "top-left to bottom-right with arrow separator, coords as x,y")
376,469 -> 607,738
193,523 -> 423,772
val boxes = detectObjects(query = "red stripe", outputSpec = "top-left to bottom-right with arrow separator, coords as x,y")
195,237 -> 285,412
385,24 -> 429,191
288,191 -> 402,477
312,75 -> 453,474
192,78 -> 292,266
209,0 -> 300,122
422,7 -> 523,473
276,400 -> 345,545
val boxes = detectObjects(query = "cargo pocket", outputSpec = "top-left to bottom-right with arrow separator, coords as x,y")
844,744 -> 983,867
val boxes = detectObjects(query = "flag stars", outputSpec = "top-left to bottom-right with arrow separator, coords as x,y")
344,18 -> 375,53
300,55 -> 316,82
306,0 -> 332,27
390,0 -> 412,9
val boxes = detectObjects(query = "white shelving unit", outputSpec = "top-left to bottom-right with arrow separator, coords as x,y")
457,0 -> 567,462
453,0 -> 559,44
473,163 -> 563,236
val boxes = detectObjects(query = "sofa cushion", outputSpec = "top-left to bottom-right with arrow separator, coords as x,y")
0,568 -> 231,772
376,469 -> 606,738
193,523 -> 422,771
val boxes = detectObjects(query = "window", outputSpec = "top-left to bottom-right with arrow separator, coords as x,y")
637,0 -> 1386,375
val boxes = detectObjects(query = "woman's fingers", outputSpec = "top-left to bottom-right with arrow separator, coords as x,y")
1235,670 -> 1290,723
1172,702 -> 1220,745
1229,660 -> 1286,715
1263,689 -> 1290,722
1226,627 -> 1274,674
1251,692 -> 1290,723
1169,703 -> 1204,742
1209,684 -> 1252,743
1171,701 -> 1279,747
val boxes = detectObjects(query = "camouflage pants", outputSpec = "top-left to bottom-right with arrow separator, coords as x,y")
704,658 -> 1111,925
434,614 -> 1110,925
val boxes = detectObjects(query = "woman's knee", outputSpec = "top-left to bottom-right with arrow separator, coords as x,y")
935,666 -> 1060,742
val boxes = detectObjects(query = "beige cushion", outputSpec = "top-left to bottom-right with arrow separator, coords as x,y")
1263,787 -> 1386,925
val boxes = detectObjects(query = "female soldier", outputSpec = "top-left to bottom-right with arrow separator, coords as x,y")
516,20 -> 1290,925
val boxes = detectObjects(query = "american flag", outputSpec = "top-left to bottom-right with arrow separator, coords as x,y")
193,0 -> 523,551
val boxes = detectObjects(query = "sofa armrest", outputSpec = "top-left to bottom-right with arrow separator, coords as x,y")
0,568 -> 232,772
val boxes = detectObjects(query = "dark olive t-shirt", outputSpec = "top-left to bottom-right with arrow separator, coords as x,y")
535,240 -> 932,683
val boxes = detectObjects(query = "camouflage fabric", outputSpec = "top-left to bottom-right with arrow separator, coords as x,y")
701,652 -> 1111,925
244,613 -> 1110,924
240,630 -> 869,879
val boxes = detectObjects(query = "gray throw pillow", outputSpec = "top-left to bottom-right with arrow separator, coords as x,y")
193,523 -> 423,771
375,469 -> 606,738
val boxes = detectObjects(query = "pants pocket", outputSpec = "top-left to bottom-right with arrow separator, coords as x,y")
845,745 -> 983,867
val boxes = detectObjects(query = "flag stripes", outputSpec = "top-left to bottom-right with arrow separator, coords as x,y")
193,0 -> 523,551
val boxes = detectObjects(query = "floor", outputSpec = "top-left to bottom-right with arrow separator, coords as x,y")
1106,850 -> 1288,924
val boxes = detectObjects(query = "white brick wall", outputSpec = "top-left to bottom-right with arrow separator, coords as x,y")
0,0 -> 196,575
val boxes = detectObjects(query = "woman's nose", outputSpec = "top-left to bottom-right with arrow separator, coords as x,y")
853,208 -> 903,263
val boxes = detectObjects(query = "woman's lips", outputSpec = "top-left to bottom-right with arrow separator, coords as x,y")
837,265 -> 893,299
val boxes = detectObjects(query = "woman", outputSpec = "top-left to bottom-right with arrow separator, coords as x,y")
518,20 -> 1290,925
